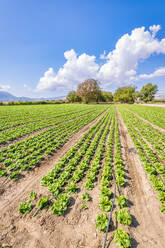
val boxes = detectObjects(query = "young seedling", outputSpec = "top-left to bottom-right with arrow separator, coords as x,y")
81,203 -> 88,210
30,191 -> 37,200
18,200 -> 32,214
81,192 -> 91,202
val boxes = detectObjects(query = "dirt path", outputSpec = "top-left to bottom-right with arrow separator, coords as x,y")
117,108 -> 165,248
141,104 -> 165,108
1,107 -> 165,248
126,109 -> 165,134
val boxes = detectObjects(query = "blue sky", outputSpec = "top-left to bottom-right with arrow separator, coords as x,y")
0,0 -> 165,97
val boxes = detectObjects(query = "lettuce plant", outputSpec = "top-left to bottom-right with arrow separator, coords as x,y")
116,195 -> 127,208
99,196 -> 112,212
115,209 -> 132,226
18,200 -> 32,214
81,192 -> 91,202
96,213 -> 108,232
114,228 -> 131,248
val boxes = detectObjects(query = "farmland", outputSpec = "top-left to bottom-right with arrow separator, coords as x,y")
0,104 -> 165,248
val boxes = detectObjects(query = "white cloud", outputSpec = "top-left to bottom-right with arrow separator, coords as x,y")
98,25 -> 165,86
149,24 -> 161,38
24,84 -> 32,92
36,25 -> 165,91
100,50 -> 107,60
37,49 -> 99,91
139,67 -> 165,79
0,85 -> 11,91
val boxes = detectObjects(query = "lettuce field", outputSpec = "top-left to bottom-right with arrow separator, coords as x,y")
0,104 -> 165,248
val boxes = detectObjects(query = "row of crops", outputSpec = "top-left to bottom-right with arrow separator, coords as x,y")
0,106 -> 107,180
118,105 -> 165,214
125,104 -> 165,130
18,106 -> 133,248
0,104 -> 100,130
0,105 -> 107,145
1,103 -> 165,247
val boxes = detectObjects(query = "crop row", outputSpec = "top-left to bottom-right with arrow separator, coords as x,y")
96,111 -> 132,248
0,109 -> 106,179
125,104 -> 165,129
41,110 -> 111,196
18,107 -> 133,247
0,107 -> 106,145
118,106 -> 165,213
0,105 -> 100,130
123,108 -> 165,163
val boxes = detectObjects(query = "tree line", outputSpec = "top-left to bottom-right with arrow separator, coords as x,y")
66,79 -> 158,103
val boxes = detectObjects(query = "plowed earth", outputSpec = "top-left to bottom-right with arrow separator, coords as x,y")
0,109 -> 165,248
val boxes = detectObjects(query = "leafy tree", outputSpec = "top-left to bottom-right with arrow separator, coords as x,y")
139,83 -> 158,102
113,86 -> 137,103
101,91 -> 113,102
66,90 -> 81,103
77,79 -> 101,103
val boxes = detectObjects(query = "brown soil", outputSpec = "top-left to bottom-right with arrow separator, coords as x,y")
1,108 -> 165,248
117,108 -> 165,248
0,110 -> 108,248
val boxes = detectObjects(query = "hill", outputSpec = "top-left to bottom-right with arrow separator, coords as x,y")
0,91 -> 65,102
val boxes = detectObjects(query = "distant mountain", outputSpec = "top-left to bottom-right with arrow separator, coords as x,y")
155,93 -> 165,100
0,91 -> 66,102
0,91 -> 19,101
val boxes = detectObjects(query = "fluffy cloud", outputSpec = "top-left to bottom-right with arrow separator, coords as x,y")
37,25 -> 165,91
139,67 -> 165,79
37,49 -> 99,91
0,85 -> 11,91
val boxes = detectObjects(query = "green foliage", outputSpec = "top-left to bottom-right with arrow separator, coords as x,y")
81,203 -> 88,210
66,182 -> 78,194
51,193 -> 70,216
66,90 -> 81,103
18,200 -> 32,214
96,213 -> 108,232
0,169 -> 7,177
114,86 -> 137,103
77,79 -> 101,103
37,196 -> 50,209
30,191 -> 37,200
100,186 -> 112,198
139,83 -> 158,102
116,176 -> 125,187
157,191 -> 165,203
114,228 -> 131,248
100,91 -> 113,102
160,204 -> 165,214
81,192 -> 91,202
115,209 -> 132,226
116,195 -> 127,208
8,171 -> 19,179
99,196 -> 112,212
84,180 -> 94,190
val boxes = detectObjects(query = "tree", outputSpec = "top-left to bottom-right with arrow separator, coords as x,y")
113,86 -> 137,103
101,91 -> 113,102
66,90 -> 81,103
139,83 -> 158,102
77,79 -> 101,103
